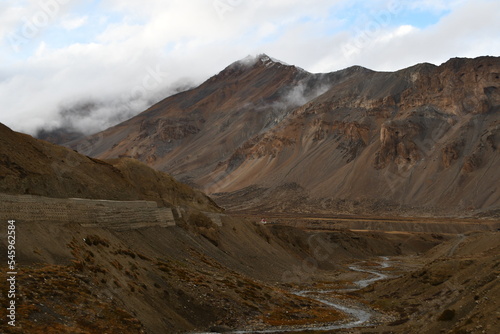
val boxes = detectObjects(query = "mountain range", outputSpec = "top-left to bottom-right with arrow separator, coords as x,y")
66,54 -> 500,216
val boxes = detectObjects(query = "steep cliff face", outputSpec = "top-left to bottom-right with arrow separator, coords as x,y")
69,56 -> 500,216
402,58 -> 500,115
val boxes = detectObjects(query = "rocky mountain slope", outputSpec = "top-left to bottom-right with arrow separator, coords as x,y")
67,55 -> 500,216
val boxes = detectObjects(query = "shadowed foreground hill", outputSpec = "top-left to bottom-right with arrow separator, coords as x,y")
0,122 -> 220,212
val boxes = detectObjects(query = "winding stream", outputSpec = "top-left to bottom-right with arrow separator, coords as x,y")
349,256 -> 390,289
198,256 -> 392,334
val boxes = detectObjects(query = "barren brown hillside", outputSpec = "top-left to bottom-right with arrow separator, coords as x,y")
68,55 -> 500,216
0,122 -> 219,212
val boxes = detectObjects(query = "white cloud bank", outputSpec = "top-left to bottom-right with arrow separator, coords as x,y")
0,0 -> 498,135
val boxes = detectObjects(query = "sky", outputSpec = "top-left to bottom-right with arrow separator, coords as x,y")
0,0 -> 499,136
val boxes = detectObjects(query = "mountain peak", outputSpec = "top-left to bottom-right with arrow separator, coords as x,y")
233,54 -> 292,68
256,54 -> 290,67
210,54 -> 304,82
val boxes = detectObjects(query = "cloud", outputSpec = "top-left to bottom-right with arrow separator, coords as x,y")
308,0 -> 500,72
0,0 -> 498,136
355,0 -> 500,71
60,15 -> 88,30
408,0 -> 467,13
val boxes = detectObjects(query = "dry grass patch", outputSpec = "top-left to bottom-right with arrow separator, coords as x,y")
262,306 -> 345,327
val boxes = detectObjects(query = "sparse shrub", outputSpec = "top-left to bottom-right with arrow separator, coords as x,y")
89,265 -> 107,274
111,260 -> 123,271
114,249 -> 136,258
189,212 -> 215,228
84,235 -> 110,247
156,261 -> 171,273
84,237 -> 92,246
438,309 -> 456,321
72,260 -> 84,271
137,253 -> 151,261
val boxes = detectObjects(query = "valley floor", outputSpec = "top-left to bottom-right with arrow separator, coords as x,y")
188,213 -> 500,334
228,212 -> 500,235
0,210 -> 498,334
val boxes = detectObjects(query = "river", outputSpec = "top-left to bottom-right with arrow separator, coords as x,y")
195,256 -> 392,334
